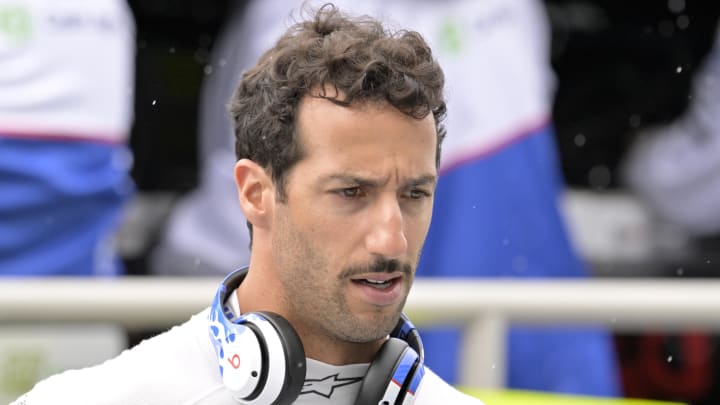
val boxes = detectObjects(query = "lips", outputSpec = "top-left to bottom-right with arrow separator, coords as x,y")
350,273 -> 404,306
357,278 -> 395,289
350,271 -> 402,285
353,277 -> 397,289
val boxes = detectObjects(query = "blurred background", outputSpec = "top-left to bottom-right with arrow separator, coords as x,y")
124,0 -> 720,277
2,0 -> 720,404
126,0 -> 720,402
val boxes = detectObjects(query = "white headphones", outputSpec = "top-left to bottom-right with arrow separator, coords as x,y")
208,267 -> 426,404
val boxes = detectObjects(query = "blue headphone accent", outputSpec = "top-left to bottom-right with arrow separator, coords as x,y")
208,267 -> 426,405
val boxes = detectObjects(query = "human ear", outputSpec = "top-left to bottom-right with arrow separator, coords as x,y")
234,159 -> 273,230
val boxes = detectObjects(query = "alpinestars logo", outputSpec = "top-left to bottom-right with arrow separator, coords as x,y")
300,373 -> 363,398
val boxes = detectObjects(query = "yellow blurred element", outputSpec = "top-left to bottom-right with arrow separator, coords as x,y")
462,389 -> 686,405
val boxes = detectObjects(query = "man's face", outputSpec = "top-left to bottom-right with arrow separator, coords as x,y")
271,95 -> 438,344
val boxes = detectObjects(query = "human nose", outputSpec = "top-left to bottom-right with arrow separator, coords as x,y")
364,197 -> 408,259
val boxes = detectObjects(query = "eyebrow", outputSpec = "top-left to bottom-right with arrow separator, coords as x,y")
322,173 -> 437,189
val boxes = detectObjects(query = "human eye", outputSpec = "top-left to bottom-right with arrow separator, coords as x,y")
406,188 -> 432,200
337,186 -> 366,199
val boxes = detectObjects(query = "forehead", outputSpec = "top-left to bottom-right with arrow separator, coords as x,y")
295,95 -> 437,156
289,96 -> 438,191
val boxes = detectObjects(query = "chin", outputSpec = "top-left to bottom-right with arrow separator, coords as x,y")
357,311 -> 401,339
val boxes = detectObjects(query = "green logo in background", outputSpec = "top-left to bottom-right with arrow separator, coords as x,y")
0,6 -> 32,42
438,19 -> 463,56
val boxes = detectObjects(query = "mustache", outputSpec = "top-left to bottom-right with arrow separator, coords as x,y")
340,258 -> 413,279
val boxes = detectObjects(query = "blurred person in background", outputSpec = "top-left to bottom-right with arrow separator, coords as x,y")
621,25 -> 720,238
151,0 -> 619,396
616,24 -> 720,404
150,1 -> 252,275
0,0 -> 135,276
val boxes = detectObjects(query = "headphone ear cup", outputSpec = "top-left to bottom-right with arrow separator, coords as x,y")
354,338 -> 415,405
255,311 -> 307,404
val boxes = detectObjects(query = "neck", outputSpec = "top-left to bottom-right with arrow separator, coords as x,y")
236,259 -> 384,365
293,322 -> 385,365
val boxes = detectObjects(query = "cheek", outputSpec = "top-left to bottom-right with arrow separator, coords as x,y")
408,204 -> 434,247
290,202 -> 354,252
409,223 -> 430,249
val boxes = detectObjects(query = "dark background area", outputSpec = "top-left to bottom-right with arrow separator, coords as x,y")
128,0 -> 230,192
124,2 -> 720,403
548,0 -> 720,189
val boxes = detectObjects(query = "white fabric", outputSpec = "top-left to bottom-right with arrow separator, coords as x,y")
621,26 -> 720,235
12,308 -> 483,404
0,0 -> 135,142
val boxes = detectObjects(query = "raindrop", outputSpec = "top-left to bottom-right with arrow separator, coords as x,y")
151,99 -> 157,106
574,133 -> 586,147
676,66 -> 683,73
588,165 -> 612,189
629,114 -> 642,128
667,0 -> 685,13
169,46 -> 176,54
218,58 -> 227,67
667,355 -> 673,363
676,267 -> 684,276
204,65 -> 213,75
676,15 -> 690,30
194,48 -> 210,64
707,259 -> 712,264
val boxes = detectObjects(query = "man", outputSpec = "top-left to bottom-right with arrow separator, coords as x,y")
12,4 -> 483,404
152,0 -> 619,395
